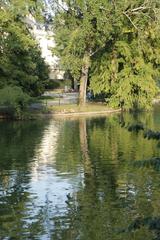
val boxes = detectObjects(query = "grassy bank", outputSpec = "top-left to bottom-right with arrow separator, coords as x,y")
50,103 -> 112,112
47,103 -> 121,116
0,103 -> 121,120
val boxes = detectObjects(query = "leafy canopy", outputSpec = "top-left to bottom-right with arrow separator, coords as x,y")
53,0 -> 160,110
0,0 -> 49,97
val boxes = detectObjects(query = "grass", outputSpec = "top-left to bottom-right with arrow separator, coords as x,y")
48,103 -> 117,114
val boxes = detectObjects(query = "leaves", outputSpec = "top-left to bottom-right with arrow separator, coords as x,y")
90,1 -> 160,110
0,0 -> 49,97
0,86 -> 31,118
53,0 -> 160,109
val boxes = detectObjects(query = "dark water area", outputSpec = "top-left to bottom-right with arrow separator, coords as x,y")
1,107 -> 160,239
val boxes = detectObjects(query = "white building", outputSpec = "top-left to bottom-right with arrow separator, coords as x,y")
27,14 -> 64,80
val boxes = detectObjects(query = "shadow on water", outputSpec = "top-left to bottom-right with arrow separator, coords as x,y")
121,216 -> 160,240
133,157 -> 160,171
119,108 -> 160,148
144,130 -> 160,141
0,120 -> 48,169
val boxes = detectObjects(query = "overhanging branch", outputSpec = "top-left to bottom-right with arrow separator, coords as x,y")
123,11 -> 138,30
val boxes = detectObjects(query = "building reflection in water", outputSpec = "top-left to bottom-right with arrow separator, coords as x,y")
28,120 -> 83,237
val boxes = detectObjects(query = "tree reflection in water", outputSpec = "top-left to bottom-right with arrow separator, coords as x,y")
52,112 -> 160,240
0,120 -> 48,239
0,109 -> 160,239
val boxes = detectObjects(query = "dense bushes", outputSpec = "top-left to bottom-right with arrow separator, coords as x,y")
0,86 -> 32,119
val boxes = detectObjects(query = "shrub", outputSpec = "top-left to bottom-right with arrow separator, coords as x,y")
0,86 -> 31,119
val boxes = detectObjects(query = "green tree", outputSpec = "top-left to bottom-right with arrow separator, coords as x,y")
53,0 -> 160,109
0,0 -> 49,97
90,1 -> 160,110
53,0 -> 114,105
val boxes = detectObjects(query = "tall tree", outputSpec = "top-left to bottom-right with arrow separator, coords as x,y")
0,0 -> 49,97
90,0 -> 160,110
53,0 -> 160,109
53,0 -> 114,105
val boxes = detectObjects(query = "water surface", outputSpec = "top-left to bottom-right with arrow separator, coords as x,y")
1,108 -> 160,239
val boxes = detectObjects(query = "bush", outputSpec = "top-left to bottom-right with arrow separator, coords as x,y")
0,86 -> 32,119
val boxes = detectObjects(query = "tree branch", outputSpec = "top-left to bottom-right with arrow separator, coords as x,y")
123,11 -> 138,30
90,44 -> 105,57
129,6 -> 151,13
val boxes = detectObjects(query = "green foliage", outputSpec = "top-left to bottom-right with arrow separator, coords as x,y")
90,1 -> 160,110
91,49 -> 158,110
0,86 -> 31,118
0,0 -> 49,97
53,0 -> 160,110
53,0 -> 113,80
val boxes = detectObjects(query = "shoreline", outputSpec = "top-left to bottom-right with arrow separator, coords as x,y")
0,108 -> 121,120
1,99 -> 160,120
50,108 -> 121,118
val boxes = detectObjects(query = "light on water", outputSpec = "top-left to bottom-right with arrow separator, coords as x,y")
1,108 -> 160,239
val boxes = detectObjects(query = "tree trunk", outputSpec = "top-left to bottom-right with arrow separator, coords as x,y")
79,52 -> 90,106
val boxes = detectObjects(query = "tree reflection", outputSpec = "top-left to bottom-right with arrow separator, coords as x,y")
0,120 -> 49,239
1,109 -> 160,239
54,119 -> 82,174
79,118 -> 93,176
52,113 -> 160,240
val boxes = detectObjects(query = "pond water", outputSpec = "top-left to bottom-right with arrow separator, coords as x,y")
1,107 -> 160,239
